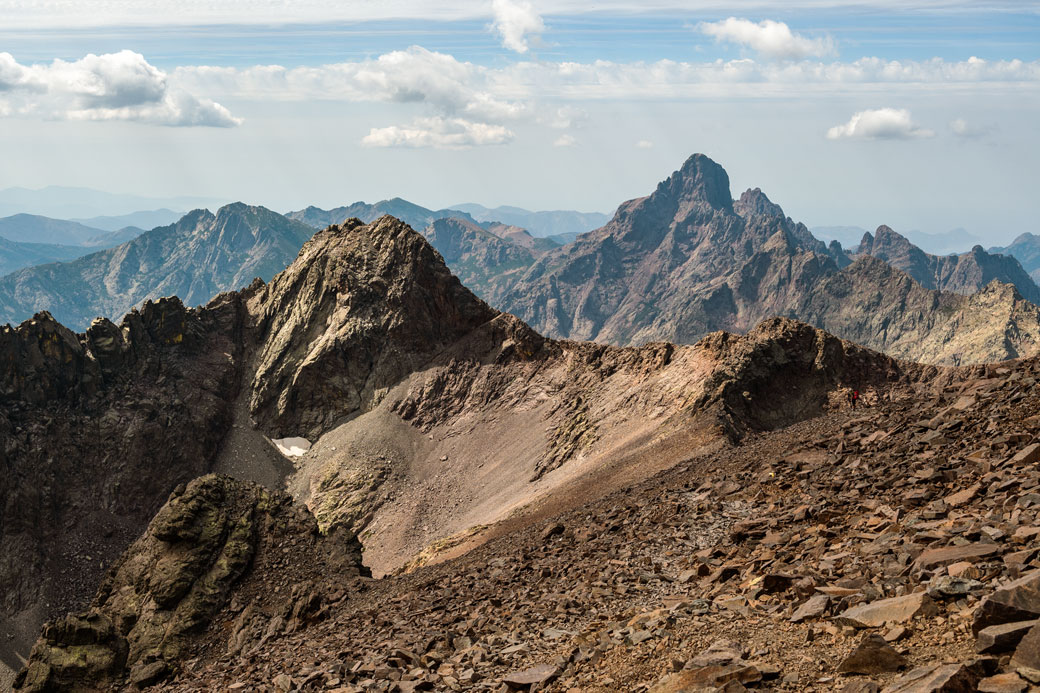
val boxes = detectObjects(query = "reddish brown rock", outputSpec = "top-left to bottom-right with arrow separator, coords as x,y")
838,634 -> 907,675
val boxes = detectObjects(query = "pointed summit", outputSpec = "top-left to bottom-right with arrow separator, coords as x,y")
656,153 -> 733,213
246,215 -> 505,437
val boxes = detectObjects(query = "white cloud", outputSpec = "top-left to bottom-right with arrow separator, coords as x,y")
826,108 -> 934,140
491,0 -> 546,54
636,139 -> 654,148
699,18 -> 835,60
950,117 -> 991,138
553,133 -> 576,146
361,116 -> 514,149
0,50 -> 240,127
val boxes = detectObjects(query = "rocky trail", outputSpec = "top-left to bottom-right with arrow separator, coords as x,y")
48,354 -> 1035,692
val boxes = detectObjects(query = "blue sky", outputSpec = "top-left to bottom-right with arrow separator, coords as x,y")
1,1 -> 1038,241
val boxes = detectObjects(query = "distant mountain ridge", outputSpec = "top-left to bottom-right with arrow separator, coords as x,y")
857,225 -> 1040,303
287,198 -> 475,231
813,225 -> 985,255
449,203 -> 610,239
991,233 -> 1040,284
0,204 -> 314,329
0,186 -> 226,219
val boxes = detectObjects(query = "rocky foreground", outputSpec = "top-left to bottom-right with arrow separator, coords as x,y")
16,336 -> 1040,691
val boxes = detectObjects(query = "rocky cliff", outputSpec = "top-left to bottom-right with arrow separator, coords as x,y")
858,225 -> 1040,302
0,204 -> 315,330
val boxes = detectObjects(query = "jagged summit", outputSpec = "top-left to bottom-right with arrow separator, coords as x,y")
246,215 -> 504,438
734,187 -> 785,218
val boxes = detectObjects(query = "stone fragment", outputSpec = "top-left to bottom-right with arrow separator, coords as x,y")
1010,443 -> 1040,466
1011,622 -> 1040,670
129,660 -> 169,688
838,634 -> 907,675
687,640 -> 745,668
973,572 -> 1040,635
927,576 -> 984,599
838,593 -> 938,628
880,663 -> 981,692
791,594 -> 830,623
978,673 -> 1028,693
975,620 -> 1038,654
915,544 -> 1001,570
502,664 -> 559,688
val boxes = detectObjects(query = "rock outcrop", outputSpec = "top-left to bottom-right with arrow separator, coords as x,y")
14,475 -> 365,691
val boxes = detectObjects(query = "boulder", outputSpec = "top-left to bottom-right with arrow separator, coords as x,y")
880,663 -> 981,692
973,572 -> 1040,635
975,620 -> 1038,654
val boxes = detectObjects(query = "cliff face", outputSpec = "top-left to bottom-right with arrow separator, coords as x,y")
0,204 -> 315,330
858,225 -> 1040,302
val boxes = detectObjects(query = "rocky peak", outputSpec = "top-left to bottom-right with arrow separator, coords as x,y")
734,188 -> 785,219
247,215 -> 500,438
654,152 -> 734,214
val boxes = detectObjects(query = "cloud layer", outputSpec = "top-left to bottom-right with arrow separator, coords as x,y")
362,117 -> 514,148
3,1 -> 1037,28
826,108 -> 934,140
699,18 -> 835,60
0,51 -> 240,127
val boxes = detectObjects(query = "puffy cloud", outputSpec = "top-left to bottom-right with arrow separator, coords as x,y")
361,117 -> 514,149
636,139 -> 654,149
0,50 -> 240,127
826,108 -> 934,140
553,133 -> 576,146
699,18 -> 835,60
491,0 -> 546,54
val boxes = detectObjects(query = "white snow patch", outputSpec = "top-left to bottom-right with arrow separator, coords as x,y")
272,436 -> 312,457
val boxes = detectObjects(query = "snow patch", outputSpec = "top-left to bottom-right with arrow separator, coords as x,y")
272,436 -> 311,457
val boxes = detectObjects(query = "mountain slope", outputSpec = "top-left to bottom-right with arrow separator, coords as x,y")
500,153 -> 1040,365
991,232 -> 1040,284
0,237 -> 90,275
858,224 -> 1040,302
0,204 -> 315,329
0,214 -> 105,245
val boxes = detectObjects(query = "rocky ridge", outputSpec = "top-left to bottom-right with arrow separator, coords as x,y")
28,328 -> 1040,693
858,225 -> 1040,303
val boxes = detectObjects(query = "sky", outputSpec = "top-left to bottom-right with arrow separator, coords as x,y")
0,1 -> 1038,242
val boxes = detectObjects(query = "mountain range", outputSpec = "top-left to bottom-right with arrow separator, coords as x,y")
2,154 -> 1039,369
497,154 -> 1040,365
0,204 -> 314,329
